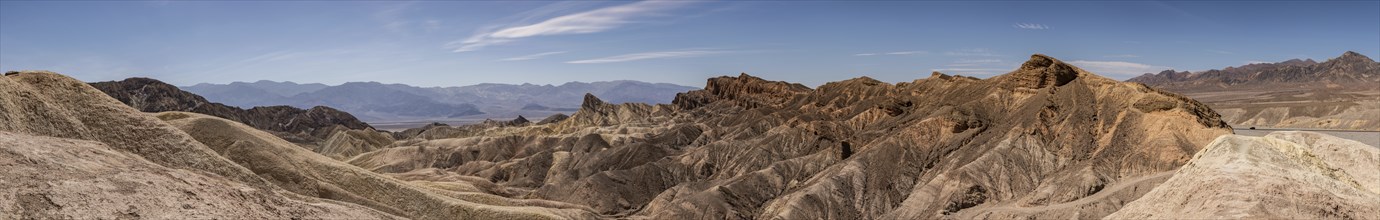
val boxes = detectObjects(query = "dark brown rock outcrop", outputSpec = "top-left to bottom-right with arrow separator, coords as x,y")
672,73 -> 812,110
89,77 -> 372,142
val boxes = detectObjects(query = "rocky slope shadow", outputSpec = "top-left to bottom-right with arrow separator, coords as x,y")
1108,131 -> 1380,219
362,54 -> 1232,219
0,71 -> 600,219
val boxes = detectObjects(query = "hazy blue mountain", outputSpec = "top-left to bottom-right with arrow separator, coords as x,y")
184,80 -> 329,107
288,82 -> 483,120
181,79 -> 697,122
429,80 -> 699,107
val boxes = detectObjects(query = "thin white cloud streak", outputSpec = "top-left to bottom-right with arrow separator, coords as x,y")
886,51 -> 926,55
1206,49 -> 1234,55
1067,60 -> 1173,77
930,68 -> 1008,76
567,50 -> 725,64
855,51 -> 927,56
1244,60 -> 1272,65
450,1 -> 692,52
931,68 -> 1008,72
944,48 -> 998,57
499,51 -> 568,61
1013,23 -> 1049,30
375,2 -> 432,35
954,59 -> 1001,63
945,59 -> 1003,67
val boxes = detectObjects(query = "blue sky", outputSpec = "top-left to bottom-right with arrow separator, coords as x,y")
2,1 -> 1377,87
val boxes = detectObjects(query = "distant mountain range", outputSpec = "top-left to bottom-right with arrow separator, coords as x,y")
182,80 -> 698,122
1127,51 -> 1380,131
1128,51 -> 1379,91
88,78 -> 373,143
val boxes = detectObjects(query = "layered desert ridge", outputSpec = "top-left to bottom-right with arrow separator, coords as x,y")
5,53 -> 1376,219
360,54 -> 1233,219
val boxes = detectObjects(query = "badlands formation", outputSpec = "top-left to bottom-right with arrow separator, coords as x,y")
3,54 -> 1377,219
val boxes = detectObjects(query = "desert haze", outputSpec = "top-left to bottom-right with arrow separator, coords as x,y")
3,1 -> 1379,219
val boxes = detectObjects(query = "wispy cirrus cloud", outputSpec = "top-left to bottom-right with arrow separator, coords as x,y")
1013,23 -> 1049,30
931,68 -> 1008,72
1206,49 -> 1234,55
375,2 -> 442,35
449,1 -> 693,52
854,50 -> 927,56
1066,60 -> 1173,77
567,49 -> 726,64
499,51 -> 568,61
885,51 -> 926,55
934,58 -> 1013,75
930,68 -> 1009,76
1244,60 -> 1273,65
945,59 -> 1003,67
944,48 -> 999,57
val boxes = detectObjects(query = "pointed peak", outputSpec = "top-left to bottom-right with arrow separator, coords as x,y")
734,72 -> 765,81
930,71 -> 948,78
1019,54 -> 1060,70
840,76 -> 882,85
581,93 -> 607,109
997,54 -> 1083,89
1339,51 -> 1372,61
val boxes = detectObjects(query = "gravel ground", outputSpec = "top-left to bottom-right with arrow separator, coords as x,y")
1234,128 -> 1380,148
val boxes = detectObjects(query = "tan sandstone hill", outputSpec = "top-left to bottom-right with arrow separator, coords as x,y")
156,111 -> 600,219
0,71 -> 398,218
1,70 -> 599,219
0,131 -> 402,219
1107,131 -> 1380,219
361,54 -> 1232,219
